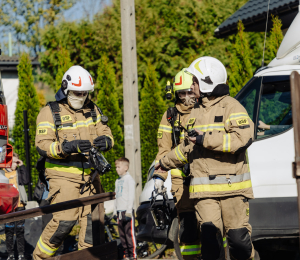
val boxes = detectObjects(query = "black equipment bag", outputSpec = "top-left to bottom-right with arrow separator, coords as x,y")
33,156 -> 48,202
33,178 -> 46,203
17,165 -> 30,185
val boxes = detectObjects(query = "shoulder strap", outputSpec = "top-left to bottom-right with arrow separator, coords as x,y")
87,101 -> 97,123
47,101 -> 61,142
166,107 -> 179,147
166,107 -> 178,124
93,102 -> 109,125
85,100 -> 109,125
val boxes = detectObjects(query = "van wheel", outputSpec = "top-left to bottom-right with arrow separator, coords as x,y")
173,218 -> 185,260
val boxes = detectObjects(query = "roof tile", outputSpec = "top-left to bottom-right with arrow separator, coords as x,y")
216,0 -> 298,34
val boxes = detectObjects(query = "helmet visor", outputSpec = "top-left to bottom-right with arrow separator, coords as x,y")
72,91 -> 88,97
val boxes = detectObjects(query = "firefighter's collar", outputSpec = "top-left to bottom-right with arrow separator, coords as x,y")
202,95 -> 228,108
176,102 -> 194,114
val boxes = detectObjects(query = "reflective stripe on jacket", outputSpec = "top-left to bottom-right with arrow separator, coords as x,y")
35,100 -> 113,181
160,95 -> 254,199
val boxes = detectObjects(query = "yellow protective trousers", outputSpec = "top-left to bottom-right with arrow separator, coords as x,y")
194,196 -> 254,260
33,176 -> 102,260
171,169 -> 201,260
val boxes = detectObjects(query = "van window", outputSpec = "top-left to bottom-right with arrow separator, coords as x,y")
256,76 -> 292,139
236,77 -> 262,122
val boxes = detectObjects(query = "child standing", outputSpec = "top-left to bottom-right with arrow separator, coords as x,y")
113,157 -> 137,260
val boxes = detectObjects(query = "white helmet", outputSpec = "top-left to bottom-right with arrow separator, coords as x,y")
186,56 -> 227,93
61,65 -> 94,95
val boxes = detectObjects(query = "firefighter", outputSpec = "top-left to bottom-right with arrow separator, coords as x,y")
153,68 -> 201,260
155,57 -> 255,260
33,65 -> 114,260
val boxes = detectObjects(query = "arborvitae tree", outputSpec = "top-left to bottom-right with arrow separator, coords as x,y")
13,53 -> 40,189
265,15 -> 283,65
96,55 -> 123,192
35,87 -> 46,108
229,21 -> 253,97
140,63 -> 167,186
55,46 -> 72,91
41,0 -> 249,93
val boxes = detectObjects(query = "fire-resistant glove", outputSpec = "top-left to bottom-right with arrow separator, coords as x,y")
62,140 -> 92,154
154,177 -> 165,194
195,133 -> 205,146
93,135 -> 112,151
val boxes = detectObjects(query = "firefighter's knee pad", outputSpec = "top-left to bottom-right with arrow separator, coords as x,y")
227,228 -> 252,260
49,220 -> 77,245
201,222 -> 225,260
179,211 -> 198,243
84,214 -> 93,245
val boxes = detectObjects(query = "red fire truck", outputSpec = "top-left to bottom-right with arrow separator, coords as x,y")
0,49 -> 18,215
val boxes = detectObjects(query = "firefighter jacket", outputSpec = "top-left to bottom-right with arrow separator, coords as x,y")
159,91 -> 254,199
153,102 -> 193,181
35,99 -> 114,183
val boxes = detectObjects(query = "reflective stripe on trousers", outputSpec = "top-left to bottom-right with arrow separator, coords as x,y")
180,244 -> 201,255
223,237 -> 227,248
189,172 -> 252,193
37,237 -> 59,256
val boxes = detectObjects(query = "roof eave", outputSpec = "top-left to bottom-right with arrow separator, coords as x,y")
215,1 -> 299,38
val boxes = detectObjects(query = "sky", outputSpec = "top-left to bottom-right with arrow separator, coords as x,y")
0,0 -> 112,56
64,0 -> 111,22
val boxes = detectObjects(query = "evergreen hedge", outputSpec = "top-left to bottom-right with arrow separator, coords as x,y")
140,63 -> 166,185
229,21 -> 253,97
265,15 -> 283,65
13,53 -> 40,189
96,54 -> 124,191
55,46 -> 73,91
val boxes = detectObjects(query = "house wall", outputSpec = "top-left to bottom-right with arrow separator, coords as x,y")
1,71 -> 19,130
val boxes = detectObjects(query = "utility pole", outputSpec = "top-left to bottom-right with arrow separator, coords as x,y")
121,0 -> 142,209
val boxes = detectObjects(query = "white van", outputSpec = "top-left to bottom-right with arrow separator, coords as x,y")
137,10 -> 300,259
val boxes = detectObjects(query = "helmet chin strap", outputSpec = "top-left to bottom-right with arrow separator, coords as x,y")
67,91 -> 88,109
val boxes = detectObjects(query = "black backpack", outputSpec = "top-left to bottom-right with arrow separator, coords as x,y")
17,165 -> 30,185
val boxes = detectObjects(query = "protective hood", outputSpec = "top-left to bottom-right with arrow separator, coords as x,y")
176,102 -> 194,114
67,91 -> 88,110
179,96 -> 196,106
210,84 -> 230,97
55,88 -> 67,102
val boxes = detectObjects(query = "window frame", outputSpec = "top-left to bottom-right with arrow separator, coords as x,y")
235,77 -> 262,140
236,75 -> 293,143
